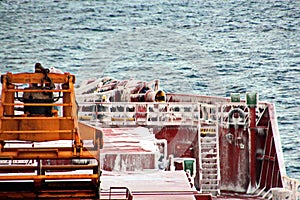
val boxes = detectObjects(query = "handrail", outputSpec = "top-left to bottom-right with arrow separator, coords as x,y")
282,175 -> 300,199
77,101 -> 265,128
78,102 -> 219,127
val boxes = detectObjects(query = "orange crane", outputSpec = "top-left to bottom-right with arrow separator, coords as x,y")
0,67 -> 102,199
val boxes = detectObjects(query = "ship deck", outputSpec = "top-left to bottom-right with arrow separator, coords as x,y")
100,170 -> 265,200
101,170 -> 200,200
98,125 -> 267,200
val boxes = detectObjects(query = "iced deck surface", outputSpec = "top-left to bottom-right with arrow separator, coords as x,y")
101,127 -> 159,153
100,127 -> 195,199
101,170 -> 196,200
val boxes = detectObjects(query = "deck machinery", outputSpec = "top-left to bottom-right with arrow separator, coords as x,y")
0,70 -> 102,199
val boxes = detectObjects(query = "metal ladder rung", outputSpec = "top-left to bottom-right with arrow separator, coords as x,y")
202,175 -> 218,179
202,158 -> 217,161
202,164 -> 218,168
201,143 -> 217,146
202,168 -> 218,172
201,183 -> 219,186
201,141 -> 217,144
201,145 -> 216,149
200,184 -> 219,189
201,137 -> 217,140
200,125 -> 220,195
201,152 -> 217,156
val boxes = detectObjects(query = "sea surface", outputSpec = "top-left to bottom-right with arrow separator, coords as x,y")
0,0 -> 299,180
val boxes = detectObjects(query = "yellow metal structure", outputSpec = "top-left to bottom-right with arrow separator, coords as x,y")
0,70 -> 101,199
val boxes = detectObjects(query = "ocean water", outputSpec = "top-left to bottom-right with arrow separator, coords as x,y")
0,0 -> 299,180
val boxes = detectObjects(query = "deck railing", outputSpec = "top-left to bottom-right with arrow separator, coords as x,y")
282,176 -> 300,199
262,176 -> 300,200
77,101 -> 271,132
78,102 -> 219,127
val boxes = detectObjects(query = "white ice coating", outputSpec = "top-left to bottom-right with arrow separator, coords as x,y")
103,127 -> 158,152
100,127 -> 165,172
76,76 -> 158,103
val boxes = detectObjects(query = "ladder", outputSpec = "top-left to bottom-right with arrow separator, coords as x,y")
199,126 -> 220,195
